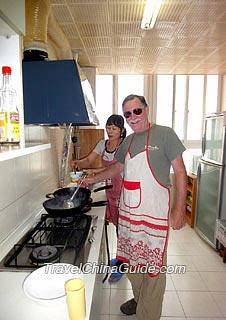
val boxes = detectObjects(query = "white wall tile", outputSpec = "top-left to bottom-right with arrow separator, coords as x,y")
0,126 -> 62,248
14,155 -> 32,198
0,159 -> 16,210
29,151 -> 43,186
0,204 -> 18,242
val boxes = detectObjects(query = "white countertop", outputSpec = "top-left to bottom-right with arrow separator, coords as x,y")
0,143 -> 51,161
0,189 -> 106,320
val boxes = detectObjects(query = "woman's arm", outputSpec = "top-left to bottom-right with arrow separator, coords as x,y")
70,151 -> 99,169
84,167 -> 106,175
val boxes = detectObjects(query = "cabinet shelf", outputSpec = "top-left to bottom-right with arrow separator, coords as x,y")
186,173 -> 197,228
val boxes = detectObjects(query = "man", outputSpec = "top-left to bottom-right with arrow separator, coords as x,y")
83,94 -> 187,319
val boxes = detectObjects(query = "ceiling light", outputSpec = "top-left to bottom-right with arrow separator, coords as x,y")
141,0 -> 163,30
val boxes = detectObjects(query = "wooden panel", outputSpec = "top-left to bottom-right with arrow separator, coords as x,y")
79,128 -> 105,168
186,173 -> 197,228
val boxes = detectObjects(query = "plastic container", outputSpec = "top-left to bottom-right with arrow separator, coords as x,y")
0,66 -> 20,144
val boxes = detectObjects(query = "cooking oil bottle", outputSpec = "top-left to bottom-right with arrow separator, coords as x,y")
0,66 -> 20,144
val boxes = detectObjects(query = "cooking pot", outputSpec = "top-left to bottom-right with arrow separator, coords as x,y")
43,185 -> 112,217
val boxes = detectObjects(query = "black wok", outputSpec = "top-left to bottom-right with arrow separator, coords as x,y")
43,185 -> 112,217
45,185 -> 113,200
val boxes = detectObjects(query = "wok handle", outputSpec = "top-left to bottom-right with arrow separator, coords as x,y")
90,200 -> 108,207
46,193 -> 54,199
93,185 -> 113,192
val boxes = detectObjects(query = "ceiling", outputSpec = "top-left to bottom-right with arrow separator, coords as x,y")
50,0 -> 226,75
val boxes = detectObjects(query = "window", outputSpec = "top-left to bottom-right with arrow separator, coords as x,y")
187,75 -> 204,141
206,75 -> 219,114
95,75 -> 113,130
156,75 -> 173,127
155,74 -> 219,147
174,75 -> 186,140
118,75 -> 144,135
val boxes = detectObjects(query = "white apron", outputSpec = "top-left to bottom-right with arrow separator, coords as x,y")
117,124 -> 170,277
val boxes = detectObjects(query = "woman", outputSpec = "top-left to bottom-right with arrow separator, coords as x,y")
70,115 -> 126,282
71,114 -> 126,226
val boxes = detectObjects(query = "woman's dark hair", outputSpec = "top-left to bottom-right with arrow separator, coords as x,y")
106,114 -> 126,139
122,94 -> 148,108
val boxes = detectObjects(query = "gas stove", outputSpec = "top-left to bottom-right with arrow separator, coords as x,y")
0,213 -> 98,271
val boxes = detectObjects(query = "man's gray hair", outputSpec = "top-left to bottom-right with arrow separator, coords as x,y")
122,94 -> 148,108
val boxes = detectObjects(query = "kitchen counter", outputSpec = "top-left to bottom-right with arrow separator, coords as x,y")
0,188 -> 106,320
0,143 -> 51,161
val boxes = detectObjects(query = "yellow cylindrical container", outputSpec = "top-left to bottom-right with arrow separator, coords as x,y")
65,278 -> 86,320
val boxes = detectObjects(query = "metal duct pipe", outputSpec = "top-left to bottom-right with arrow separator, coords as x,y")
48,10 -> 73,60
23,0 -> 72,60
23,0 -> 50,55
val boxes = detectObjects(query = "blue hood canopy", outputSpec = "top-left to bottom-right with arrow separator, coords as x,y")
22,60 -> 99,126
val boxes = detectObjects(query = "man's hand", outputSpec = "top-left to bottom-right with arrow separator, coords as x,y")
170,207 -> 186,230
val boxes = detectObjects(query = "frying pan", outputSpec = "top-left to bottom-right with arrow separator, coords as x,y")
43,185 -> 112,217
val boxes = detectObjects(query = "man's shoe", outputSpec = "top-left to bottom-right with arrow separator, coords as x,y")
120,298 -> 137,315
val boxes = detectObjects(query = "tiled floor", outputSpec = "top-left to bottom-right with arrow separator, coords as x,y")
100,223 -> 226,319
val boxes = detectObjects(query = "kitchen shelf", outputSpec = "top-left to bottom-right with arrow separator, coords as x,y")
186,173 -> 197,228
0,143 -> 51,161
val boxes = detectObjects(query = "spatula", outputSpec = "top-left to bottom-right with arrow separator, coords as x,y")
63,173 -> 87,209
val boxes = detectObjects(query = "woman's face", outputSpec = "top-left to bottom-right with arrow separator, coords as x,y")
106,125 -> 121,141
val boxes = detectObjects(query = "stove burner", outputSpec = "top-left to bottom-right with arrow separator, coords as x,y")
0,214 -> 96,270
54,216 -> 74,226
30,245 -> 60,263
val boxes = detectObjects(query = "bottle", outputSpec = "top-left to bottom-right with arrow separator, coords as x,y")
0,66 -> 20,144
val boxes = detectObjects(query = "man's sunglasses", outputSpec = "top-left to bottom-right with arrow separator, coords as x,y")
123,107 -> 144,119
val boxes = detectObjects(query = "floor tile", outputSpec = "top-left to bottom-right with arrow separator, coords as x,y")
177,291 -> 223,318
165,274 -> 175,291
109,274 -> 132,290
167,242 -> 186,255
167,255 -> 197,272
211,291 -> 226,317
200,271 -> 226,291
162,291 -> 185,317
180,241 -> 214,255
99,288 -> 110,315
110,289 -> 134,316
191,254 -> 226,271
171,271 -> 208,291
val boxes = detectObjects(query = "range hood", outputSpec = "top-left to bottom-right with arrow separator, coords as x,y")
22,59 -> 99,126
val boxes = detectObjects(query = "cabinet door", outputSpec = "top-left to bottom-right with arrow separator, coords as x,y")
79,129 -> 104,168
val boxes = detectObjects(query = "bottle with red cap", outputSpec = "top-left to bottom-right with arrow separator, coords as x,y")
0,66 -> 20,144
